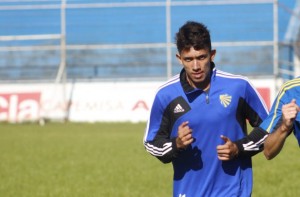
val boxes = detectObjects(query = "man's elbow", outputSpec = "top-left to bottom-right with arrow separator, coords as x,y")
158,157 -> 172,164
263,150 -> 273,160
263,149 -> 276,160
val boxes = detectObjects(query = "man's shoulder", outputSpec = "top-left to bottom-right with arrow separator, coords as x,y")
215,69 -> 247,79
279,78 -> 300,95
152,75 -> 184,108
157,74 -> 180,91
281,78 -> 300,88
215,69 -> 250,85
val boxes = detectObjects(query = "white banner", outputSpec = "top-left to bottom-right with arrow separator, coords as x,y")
0,79 -> 275,123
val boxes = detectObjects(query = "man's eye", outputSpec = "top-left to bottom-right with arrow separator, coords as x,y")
197,56 -> 206,60
184,58 -> 192,62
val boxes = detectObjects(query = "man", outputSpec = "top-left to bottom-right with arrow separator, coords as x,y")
143,21 -> 268,197
221,78 -> 300,160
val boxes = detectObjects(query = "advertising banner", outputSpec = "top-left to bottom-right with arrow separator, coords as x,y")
0,80 -> 274,123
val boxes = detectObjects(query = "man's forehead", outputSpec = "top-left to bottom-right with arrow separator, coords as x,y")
180,47 -> 209,56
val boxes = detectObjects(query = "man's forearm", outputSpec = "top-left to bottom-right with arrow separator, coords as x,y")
263,125 -> 290,160
264,99 -> 300,159
234,127 -> 268,158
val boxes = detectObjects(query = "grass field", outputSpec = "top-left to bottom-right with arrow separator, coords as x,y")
0,122 -> 299,197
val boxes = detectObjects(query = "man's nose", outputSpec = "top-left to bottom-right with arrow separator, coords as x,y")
192,60 -> 200,70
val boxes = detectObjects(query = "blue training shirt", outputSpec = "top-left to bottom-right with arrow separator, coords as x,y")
143,67 -> 268,197
259,77 -> 300,144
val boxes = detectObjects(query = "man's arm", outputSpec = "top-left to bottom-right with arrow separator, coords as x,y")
144,121 -> 193,163
217,127 -> 268,160
216,78 -> 269,160
264,99 -> 299,160
217,99 -> 300,161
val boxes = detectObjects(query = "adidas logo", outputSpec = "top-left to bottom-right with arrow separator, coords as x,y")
174,104 -> 185,113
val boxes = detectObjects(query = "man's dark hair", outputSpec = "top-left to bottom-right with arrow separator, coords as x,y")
175,21 -> 212,53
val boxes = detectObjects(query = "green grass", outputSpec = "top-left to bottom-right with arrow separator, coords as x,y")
0,122 -> 299,197
0,122 -> 172,197
252,132 -> 300,197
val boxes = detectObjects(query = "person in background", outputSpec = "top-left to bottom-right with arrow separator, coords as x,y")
143,21 -> 268,197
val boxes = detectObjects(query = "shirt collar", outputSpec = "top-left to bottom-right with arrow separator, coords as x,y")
180,62 -> 216,94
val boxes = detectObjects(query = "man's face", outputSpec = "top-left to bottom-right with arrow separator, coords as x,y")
176,47 -> 216,89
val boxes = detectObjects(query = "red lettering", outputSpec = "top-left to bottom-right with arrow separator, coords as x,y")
0,92 -> 41,122
132,100 -> 149,111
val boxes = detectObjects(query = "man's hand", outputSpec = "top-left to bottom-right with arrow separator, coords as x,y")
176,121 -> 193,149
280,99 -> 300,133
217,135 -> 239,161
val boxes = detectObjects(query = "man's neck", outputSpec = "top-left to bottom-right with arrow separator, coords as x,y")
186,75 -> 211,91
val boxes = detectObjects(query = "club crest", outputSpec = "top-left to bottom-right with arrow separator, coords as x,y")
219,94 -> 232,107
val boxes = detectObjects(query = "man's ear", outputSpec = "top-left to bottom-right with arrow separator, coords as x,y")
210,49 -> 216,61
176,53 -> 183,65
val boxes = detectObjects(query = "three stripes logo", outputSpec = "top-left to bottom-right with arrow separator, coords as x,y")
220,94 -> 232,108
174,104 -> 185,113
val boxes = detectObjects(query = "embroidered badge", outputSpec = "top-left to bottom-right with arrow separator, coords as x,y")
220,94 -> 232,107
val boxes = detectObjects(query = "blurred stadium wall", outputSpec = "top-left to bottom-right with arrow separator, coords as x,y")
0,0 -> 299,123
